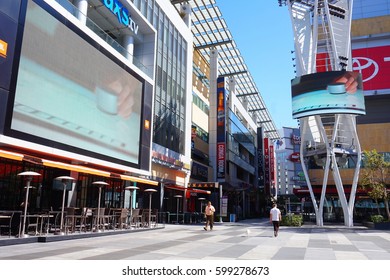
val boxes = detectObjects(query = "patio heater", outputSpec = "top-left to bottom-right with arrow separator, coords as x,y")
125,186 -> 139,223
92,181 -> 109,232
174,194 -> 183,224
145,188 -> 157,227
17,171 -> 41,238
54,176 -> 76,235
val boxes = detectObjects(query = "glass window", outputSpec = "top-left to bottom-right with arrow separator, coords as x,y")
153,4 -> 158,28
353,0 -> 390,19
147,0 -> 153,23
151,3 -> 188,155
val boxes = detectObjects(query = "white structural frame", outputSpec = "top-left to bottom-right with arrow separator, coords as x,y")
286,0 -> 361,227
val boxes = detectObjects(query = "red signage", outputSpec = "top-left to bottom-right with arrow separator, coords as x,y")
217,143 -> 225,178
316,52 -> 332,73
264,138 -> 270,193
316,46 -> 390,91
352,46 -> 390,91
216,76 -> 226,179
289,152 -> 300,162
270,145 -> 275,181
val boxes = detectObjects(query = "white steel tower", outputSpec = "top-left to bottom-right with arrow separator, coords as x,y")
279,0 -> 366,227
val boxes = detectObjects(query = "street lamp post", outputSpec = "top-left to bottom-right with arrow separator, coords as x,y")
54,176 -> 76,235
17,171 -> 41,238
144,188 -> 157,228
174,195 -> 182,224
92,181 -> 109,232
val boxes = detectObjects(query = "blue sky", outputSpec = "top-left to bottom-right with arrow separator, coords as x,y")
217,0 -> 299,130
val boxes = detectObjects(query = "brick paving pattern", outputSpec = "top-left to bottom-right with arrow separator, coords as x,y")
0,219 -> 389,260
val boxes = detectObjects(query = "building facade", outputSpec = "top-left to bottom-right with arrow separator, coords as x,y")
0,0 -> 193,215
0,0 -> 281,224
275,127 -> 303,197
186,0 -> 280,220
131,0 -> 194,214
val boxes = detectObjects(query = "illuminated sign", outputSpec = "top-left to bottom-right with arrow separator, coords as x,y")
216,76 -> 226,179
270,145 -> 275,181
188,182 -> 218,188
292,175 -> 306,182
151,143 -> 190,170
102,0 -> 139,35
291,71 -> 366,119
264,137 -> 270,192
0,39 -> 7,58
151,150 -> 184,169
8,0 -> 152,170
217,143 -> 225,178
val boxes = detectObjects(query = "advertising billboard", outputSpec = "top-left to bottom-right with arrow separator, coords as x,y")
291,71 -> 366,119
216,76 -> 226,179
4,0 -> 152,170
264,137 -> 270,194
352,46 -> 390,92
270,144 -> 275,182
0,1 -> 20,132
256,126 -> 264,188
317,46 -> 390,92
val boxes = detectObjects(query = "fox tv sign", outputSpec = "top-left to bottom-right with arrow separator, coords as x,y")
102,0 -> 139,35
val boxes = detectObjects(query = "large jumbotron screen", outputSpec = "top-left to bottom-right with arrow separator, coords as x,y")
291,71 -> 366,119
5,0 -> 152,170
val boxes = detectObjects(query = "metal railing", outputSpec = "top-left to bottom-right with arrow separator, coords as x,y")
53,0 -> 153,78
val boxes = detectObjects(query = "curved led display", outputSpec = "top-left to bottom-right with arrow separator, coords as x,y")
291,71 -> 366,119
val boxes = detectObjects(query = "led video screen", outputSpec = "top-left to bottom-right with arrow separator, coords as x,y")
291,71 -> 366,119
8,0 -> 148,167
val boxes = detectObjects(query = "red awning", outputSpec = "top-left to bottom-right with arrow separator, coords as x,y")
165,185 -> 186,192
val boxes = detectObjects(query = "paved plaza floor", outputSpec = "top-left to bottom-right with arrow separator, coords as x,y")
1,218 -> 390,260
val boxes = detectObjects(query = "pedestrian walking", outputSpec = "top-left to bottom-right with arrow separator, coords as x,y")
270,203 -> 282,237
204,201 -> 215,231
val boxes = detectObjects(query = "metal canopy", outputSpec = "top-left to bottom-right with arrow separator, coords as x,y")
173,0 -> 280,140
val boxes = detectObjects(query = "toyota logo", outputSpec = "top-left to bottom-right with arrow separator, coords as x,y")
352,57 -> 378,82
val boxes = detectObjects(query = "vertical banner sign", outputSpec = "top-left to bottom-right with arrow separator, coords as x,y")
257,127 -> 264,188
264,138 -> 270,195
216,76 -> 226,179
270,145 -> 275,185
191,125 -> 197,150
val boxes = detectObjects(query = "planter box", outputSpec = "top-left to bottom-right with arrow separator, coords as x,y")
374,222 -> 390,230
